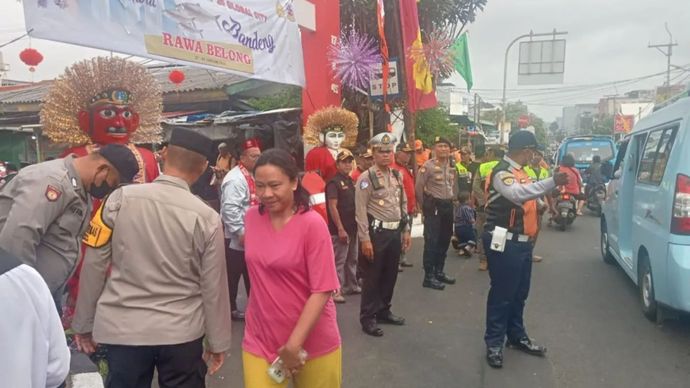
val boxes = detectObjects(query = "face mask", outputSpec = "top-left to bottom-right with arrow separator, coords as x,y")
89,169 -> 114,199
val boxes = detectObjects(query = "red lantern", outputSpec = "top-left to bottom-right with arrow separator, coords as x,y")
168,69 -> 185,85
19,48 -> 43,72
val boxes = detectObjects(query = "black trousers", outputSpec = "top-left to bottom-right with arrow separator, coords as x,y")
104,337 -> 207,388
422,198 -> 454,275
359,228 -> 402,325
482,232 -> 534,348
225,240 -> 250,311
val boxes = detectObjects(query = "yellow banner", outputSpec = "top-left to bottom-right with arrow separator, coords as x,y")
145,34 -> 255,74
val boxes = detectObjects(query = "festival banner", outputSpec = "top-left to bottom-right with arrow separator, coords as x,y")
399,0 -> 437,112
23,0 -> 305,86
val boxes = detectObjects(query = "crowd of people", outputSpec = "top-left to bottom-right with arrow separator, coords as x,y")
0,52 -> 593,388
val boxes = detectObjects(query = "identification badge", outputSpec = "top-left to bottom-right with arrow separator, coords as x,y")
378,199 -> 385,206
490,226 -> 508,252
83,202 -> 113,248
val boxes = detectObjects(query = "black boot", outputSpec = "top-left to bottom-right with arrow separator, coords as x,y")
436,272 -> 456,285
422,273 -> 445,290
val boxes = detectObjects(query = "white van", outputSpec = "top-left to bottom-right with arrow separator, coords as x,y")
601,95 -> 690,321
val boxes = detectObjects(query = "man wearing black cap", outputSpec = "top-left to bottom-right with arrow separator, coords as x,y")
482,130 -> 568,369
415,136 -> 457,290
0,144 -> 138,303
72,128 -> 232,387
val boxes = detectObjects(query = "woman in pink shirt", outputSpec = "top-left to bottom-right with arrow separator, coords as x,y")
243,148 -> 342,387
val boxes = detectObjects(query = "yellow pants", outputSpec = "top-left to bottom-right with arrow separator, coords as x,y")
242,348 -> 342,388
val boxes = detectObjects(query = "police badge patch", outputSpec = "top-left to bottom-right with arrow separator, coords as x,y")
360,180 -> 369,189
45,185 -> 62,202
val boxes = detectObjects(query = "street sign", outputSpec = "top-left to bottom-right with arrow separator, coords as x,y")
517,39 -> 566,85
370,60 -> 400,98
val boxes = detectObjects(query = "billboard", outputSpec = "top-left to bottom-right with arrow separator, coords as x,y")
614,114 -> 635,134
518,39 -> 566,85
22,0 -> 305,86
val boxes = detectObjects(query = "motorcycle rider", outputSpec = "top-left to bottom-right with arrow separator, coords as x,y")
585,155 -> 605,198
558,154 -> 584,216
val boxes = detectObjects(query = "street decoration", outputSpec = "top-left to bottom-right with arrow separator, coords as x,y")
327,28 -> 381,91
168,69 -> 186,86
23,0 -> 305,86
19,47 -> 43,72
408,29 -> 453,79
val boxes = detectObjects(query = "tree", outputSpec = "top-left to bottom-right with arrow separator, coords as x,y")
415,107 -> 457,147
246,89 -> 302,111
480,101 -> 548,145
592,116 -> 614,136
549,121 -> 559,133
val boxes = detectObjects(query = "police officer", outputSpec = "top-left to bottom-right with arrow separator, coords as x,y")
482,131 -> 568,369
455,146 -> 473,193
355,132 -> 411,337
472,148 -> 504,271
415,136 -> 457,290
73,128 -> 231,387
0,145 -> 138,300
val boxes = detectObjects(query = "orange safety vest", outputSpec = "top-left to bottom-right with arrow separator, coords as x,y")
484,161 -> 538,237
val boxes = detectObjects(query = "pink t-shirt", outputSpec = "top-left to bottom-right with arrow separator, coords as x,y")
242,207 -> 341,362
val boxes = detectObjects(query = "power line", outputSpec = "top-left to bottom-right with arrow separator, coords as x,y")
0,29 -> 33,49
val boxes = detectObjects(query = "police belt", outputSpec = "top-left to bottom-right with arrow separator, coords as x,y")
370,218 -> 401,231
488,229 -> 533,243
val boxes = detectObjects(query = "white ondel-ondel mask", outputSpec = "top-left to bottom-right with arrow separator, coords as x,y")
322,130 -> 346,151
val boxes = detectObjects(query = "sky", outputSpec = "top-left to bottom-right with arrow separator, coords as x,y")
1,0 -> 689,122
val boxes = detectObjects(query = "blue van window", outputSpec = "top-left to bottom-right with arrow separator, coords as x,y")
637,126 -> 678,185
564,140 -> 614,163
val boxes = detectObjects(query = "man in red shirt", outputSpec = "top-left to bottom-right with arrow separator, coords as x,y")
392,143 -> 417,270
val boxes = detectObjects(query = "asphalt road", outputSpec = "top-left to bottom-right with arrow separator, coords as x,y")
205,214 -> 690,387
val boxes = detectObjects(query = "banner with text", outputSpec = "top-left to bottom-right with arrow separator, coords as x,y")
23,0 -> 305,86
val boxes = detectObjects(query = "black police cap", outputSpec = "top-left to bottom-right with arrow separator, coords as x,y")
508,130 -> 538,151
433,136 -> 452,147
169,128 -> 214,159
98,144 -> 139,183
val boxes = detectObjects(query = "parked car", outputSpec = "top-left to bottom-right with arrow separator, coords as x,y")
600,96 -> 690,321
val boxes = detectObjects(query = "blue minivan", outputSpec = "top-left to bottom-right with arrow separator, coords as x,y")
601,96 -> 690,321
556,135 -> 617,173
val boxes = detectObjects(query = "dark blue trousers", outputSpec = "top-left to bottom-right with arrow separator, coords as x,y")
482,231 -> 534,348
422,199 -> 454,276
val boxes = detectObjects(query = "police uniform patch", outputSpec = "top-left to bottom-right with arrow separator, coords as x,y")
420,167 -> 426,173
502,177 -> 515,186
360,180 -> 369,189
378,200 -> 385,206
45,185 -> 61,202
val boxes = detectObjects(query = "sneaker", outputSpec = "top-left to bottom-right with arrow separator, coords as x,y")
333,292 -> 346,303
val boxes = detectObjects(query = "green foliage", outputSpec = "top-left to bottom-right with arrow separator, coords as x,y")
592,116 -> 614,135
246,89 -> 302,111
481,101 -> 548,145
415,107 -> 458,147
418,0 -> 488,33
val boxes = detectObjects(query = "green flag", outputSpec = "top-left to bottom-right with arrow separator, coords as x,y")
450,33 -> 473,91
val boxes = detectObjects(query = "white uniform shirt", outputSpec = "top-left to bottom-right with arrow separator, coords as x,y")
0,264 -> 70,388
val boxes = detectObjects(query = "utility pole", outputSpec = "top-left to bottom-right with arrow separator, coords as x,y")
648,23 -> 678,87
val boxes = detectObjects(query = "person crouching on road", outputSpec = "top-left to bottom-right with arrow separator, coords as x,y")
242,148 -> 342,387
482,131 -> 569,369
326,149 -> 360,302
453,192 -> 477,257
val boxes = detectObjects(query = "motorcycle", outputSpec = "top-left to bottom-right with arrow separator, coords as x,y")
552,190 -> 578,231
586,183 -> 607,216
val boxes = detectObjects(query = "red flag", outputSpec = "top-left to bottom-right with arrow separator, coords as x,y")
399,0 -> 437,112
301,0 -> 342,126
